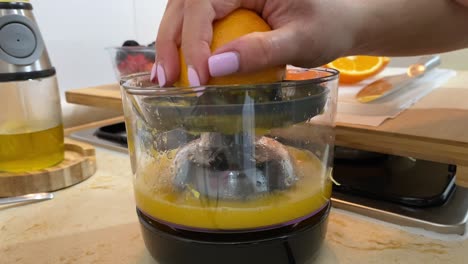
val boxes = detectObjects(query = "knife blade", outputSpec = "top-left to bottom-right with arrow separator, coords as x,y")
355,55 -> 441,103
0,192 -> 54,205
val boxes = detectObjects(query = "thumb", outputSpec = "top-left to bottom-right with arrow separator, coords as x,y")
208,26 -> 300,77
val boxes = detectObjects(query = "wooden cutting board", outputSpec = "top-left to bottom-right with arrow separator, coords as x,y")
65,83 -> 122,110
0,139 -> 97,197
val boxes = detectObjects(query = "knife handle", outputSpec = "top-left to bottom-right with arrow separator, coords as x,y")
408,55 -> 441,77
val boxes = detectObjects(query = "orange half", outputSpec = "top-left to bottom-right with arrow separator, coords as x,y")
285,68 -> 319,80
325,56 -> 390,84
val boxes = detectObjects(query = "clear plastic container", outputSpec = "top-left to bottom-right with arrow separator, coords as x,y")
107,46 -> 155,80
120,68 -> 339,264
0,75 -> 64,172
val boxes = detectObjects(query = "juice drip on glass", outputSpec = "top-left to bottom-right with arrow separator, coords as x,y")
0,124 -> 64,172
135,146 -> 332,230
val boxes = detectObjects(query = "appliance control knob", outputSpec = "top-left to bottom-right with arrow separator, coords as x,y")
0,23 -> 37,58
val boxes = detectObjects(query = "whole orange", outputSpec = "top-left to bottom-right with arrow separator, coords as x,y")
175,9 -> 285,87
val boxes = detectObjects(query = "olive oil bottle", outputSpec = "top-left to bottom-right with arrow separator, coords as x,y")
0,124 -> 64,172
0,78 -> 64,173
0,0 -> 64,173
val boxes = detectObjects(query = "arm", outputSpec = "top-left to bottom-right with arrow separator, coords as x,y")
456,0 -> 468,7
153,0 -> 468,87
349,0 -> 468,56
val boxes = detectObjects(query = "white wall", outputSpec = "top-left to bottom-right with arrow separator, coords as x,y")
134,0 -> 166,44
30,0 -> 167,93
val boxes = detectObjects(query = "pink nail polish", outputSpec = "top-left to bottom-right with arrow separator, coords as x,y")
150,63 -> 157,83
208,52 -> 240,77
188,66 -> 200,87
157,64 -> 166,87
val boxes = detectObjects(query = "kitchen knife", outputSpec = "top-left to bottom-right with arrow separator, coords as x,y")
356,55 -> 441,103
0,192 -> 54,205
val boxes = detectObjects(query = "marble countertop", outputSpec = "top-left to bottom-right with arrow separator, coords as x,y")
1,147 -> 467,264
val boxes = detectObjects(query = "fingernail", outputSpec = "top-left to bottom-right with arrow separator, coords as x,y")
157,63 -> 166,87
150,63 -> 157,83
208,51 -> 240,77
188,66 -> 200,87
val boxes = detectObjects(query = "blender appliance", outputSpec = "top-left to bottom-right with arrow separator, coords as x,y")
119,69 -> 339,264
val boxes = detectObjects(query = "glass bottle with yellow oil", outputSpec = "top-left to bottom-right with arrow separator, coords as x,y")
0,0 -> 64,172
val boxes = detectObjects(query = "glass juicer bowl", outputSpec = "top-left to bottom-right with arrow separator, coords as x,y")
120,68 -> 339,264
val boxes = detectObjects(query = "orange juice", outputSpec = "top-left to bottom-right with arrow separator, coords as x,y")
134,146 -> 332,230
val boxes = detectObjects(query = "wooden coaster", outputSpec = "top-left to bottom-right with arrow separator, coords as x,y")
0,139 -> 97,197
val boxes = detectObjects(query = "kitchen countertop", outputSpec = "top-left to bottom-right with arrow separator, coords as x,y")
1,147 -> 467,264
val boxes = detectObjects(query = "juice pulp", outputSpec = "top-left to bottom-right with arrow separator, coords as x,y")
0,124 -> 64,172
135,146 -> 332,230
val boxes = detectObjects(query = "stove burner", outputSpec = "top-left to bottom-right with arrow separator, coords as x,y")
333,148 -> 456,208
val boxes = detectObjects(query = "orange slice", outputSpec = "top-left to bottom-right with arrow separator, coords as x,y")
325,56 -> 390,84
285,68 -> 319,80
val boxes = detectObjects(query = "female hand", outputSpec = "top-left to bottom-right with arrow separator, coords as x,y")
152,0 -> 357,86
153,0 -> 468,87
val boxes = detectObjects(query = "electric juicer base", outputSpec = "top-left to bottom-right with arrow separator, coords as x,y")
137,202 -> 330,264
